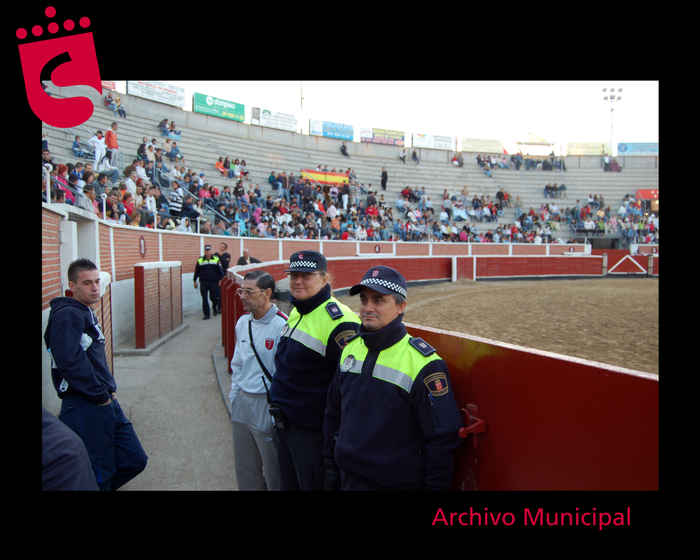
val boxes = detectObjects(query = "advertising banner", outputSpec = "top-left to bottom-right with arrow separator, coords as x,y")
618,143 -> 659,156
127,81 -> 185,107
360,128 -> 405,146
635,189 -> 659,200
413,133 -> 455,150
192,93 -> 245,122
309,120 -> 354,141
251,108 -> 297,132
461,138 -> 505,153
566,142 -> 609,156
300,169 -> 349,186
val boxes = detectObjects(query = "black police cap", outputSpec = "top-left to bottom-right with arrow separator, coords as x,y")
349,265 -> 407,298
285,250 -> 327,273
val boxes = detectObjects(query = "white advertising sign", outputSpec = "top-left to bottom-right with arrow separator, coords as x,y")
127,81 -> 186,108
252,108 -> 297,132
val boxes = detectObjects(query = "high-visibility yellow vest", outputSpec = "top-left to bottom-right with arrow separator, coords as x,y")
281,297 -> 360,357
339,332 -> 442,393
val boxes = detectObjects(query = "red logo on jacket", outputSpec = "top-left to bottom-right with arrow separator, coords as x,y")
265,338 -> 274,350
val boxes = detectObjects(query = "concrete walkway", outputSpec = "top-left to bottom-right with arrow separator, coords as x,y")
112,309 -> 236,491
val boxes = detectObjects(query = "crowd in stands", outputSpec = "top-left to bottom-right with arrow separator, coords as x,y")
507,192 -> 659,246
475,151 -> 567,177
42,101 -> 654,247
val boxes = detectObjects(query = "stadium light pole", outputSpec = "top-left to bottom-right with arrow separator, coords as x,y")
602,87 -> 623,156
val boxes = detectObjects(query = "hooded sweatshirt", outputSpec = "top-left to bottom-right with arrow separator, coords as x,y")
44,297 -> 116,404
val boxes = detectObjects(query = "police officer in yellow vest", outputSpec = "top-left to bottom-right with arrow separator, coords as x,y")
323,265 -> 463,490
269,250 -> 360,490
193,244 -> 224,320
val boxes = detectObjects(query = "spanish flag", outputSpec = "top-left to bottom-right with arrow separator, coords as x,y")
301,169 -> 349,186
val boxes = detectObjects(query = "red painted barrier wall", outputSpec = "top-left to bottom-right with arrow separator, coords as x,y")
405,323 -> 658,491
475,256 -> 603,279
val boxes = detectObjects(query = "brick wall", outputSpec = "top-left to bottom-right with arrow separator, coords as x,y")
135,263 -> 183,349
164,234 -> 201,274
94,284 -> 114,374
42,208 -> 62,310
113,228 -> 160,281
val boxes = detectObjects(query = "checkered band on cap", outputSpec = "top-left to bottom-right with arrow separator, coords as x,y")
360,277 -> 407,297
288,260 -> 318,270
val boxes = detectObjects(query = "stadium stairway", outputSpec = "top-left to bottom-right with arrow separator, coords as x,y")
42,84 -> 658,237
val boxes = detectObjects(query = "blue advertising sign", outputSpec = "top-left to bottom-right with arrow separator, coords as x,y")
617,143 -> 658,155
310,120 -> 354,141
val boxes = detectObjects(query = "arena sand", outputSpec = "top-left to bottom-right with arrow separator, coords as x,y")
335,278 -> 659,375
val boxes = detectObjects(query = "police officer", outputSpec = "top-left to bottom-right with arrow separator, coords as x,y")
194,244 -> 224,320
269,251 -> 360,490
323,265 -> 463,491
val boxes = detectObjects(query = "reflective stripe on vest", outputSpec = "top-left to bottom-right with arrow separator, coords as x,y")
340,333 -> 441,393
282,297 -> 359,357
198,256 -> 220,265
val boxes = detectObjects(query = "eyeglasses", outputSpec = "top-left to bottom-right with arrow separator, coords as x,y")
237,288 -> 261,296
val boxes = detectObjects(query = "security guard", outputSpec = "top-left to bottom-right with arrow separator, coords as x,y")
269,250 -> 360,490
323,265 -> 463,491
193,244 -> 224,320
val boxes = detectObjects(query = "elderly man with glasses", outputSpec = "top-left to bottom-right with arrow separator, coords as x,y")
229,270 -> 288,490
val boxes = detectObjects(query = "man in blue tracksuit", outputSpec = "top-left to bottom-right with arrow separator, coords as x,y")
323,266 -> 463,490
44,258 -> 148,491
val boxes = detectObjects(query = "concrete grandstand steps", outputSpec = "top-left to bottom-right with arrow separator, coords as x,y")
42,84 -> 658,235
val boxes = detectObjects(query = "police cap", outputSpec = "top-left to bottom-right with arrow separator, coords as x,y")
349,265 -> 407,298
286,250 -> 327,273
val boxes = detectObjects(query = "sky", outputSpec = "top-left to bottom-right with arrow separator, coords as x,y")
113,80 -> 658,154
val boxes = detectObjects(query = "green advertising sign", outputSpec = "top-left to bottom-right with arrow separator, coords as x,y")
192,92 -> 245,122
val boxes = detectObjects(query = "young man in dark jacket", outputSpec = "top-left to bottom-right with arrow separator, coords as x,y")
44,258 -> 148,490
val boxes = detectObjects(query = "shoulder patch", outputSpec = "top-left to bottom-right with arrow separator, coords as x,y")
423,372 -> 449,397
334,329 -> 358,349
326,301 -> 344,320
409,337 -> 435,356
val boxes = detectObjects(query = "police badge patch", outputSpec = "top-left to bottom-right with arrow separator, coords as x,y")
341,355 -> 355,372
423,372 -> 449,397
334,329 -> 357,349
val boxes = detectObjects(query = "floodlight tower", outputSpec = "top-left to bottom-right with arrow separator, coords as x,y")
602,87 -> 623,156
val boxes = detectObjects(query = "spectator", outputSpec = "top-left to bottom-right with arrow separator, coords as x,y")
72,136 -> 91,159
236,249 -> 261,266
412,149 -> 420,164
340,142 -> 349,157
169,183 -> 185,218
53,164 -> 76,204
166,141 -> 183,162
158,118 -> 169,135
380,167 -> 388,191
87,130 -> 107,168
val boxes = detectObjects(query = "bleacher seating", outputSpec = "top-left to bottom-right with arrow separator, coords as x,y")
41,83 -> 659,241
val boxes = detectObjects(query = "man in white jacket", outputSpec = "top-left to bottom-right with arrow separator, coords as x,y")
229,270 -> 287,490
87,130 -> 107,167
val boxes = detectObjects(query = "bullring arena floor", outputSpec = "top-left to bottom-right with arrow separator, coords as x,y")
336,277 -> 659,375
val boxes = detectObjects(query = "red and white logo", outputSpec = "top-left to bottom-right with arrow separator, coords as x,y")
372,269 -> 379,277
298,253 -> 304,260
265,338 -> 274,350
